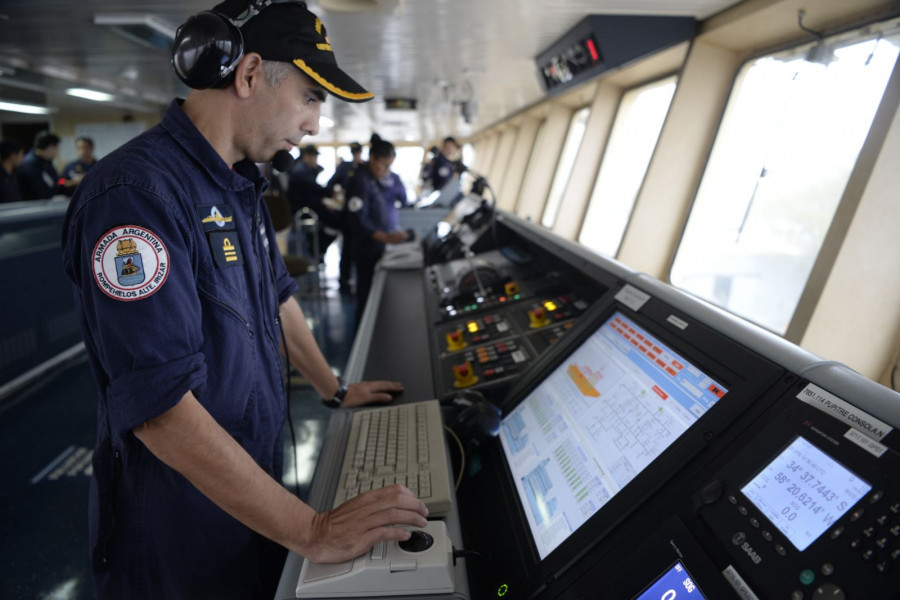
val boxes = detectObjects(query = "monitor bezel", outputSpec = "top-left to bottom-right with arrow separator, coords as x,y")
484,293 -> 785,593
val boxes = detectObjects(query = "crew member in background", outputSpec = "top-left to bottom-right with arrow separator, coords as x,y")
287,143 -> 342,260
328,141 -> 364,293
62,3 -> 426,598
60,136 -> 98,193
381,168 -> 410,209
326,141 -> 363,198
345,134 -> 410,324
17,131 -> 69,200
422,135 -> 464,193
0,139 -> 24,203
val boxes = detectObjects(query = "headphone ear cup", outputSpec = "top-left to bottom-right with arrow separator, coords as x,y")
172,11 -> 244,89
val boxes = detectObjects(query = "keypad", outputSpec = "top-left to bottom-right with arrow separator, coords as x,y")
841,489 -> 898,575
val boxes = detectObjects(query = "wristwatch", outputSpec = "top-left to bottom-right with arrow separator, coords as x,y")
322,378 -> 348,408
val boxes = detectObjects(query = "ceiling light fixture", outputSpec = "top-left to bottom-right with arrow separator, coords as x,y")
0,100 -> 52,115
66,88 -> 116,102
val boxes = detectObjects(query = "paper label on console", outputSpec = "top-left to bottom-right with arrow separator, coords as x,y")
721,566 -> 760,600
797,383 -> 892,441
615,284 -> 650,312
844,428 -> 887,458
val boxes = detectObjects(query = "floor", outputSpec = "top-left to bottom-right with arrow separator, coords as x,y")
0,244 -> 358,600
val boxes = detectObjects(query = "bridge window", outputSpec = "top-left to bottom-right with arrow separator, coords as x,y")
578,76 -> 677,256
542,107 -> 590,228
670,23 -> 900,334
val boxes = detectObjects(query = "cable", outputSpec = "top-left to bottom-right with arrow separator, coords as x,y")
451,547 -> 493,566
443,424 -> 465,490
279,310 -> 302,498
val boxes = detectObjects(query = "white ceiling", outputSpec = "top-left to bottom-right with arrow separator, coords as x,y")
0,0 -> 743,143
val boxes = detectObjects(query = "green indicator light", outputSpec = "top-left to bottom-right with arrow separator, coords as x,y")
498,583 -> 509,597
514,294 -> 521,300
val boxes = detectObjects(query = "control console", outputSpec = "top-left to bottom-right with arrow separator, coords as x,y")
694,383 -> 900,599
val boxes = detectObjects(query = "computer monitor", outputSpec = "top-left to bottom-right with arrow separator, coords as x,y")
499,310 -> 730,560
460,294 -> 786,597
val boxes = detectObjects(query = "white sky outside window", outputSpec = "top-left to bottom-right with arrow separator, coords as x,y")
579,76 -> 676,256
393,146 -> 425,204
542,107 -> 590,227
670,29 -> 899,334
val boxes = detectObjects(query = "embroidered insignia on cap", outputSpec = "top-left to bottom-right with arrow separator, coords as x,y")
92,225 -> 169,301
348,197 -> 364,213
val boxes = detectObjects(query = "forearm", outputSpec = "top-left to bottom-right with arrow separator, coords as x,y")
279,296 -> 341,398
133,390 -> 316,554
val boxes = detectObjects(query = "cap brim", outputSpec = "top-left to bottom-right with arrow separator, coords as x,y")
293,59 -> 374,103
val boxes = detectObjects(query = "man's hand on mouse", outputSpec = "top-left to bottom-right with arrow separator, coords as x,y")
342,380 -> 404,408
302,484 -> 428,563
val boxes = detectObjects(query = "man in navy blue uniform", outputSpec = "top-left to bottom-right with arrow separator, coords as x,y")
422,136 -> 464,194
327,142 -> 363,292
17,130 -> 66,200
60,135 -> 97,193
0,139 -> 24,204
62,3 -> 427,598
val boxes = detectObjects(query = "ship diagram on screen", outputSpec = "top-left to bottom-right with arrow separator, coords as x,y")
500,312 -> 729,559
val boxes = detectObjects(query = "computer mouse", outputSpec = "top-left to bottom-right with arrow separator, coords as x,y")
444,390 -> 501,450
398,529 -> 434,553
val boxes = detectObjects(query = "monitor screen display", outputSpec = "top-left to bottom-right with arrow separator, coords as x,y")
499,311 -> 730,559
633,562 -> 707,600
741,436 -> 871,551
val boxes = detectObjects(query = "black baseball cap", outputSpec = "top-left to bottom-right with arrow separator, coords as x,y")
349,142 -> 362,152
300,144 -> 319,156
240,3 -> 373,103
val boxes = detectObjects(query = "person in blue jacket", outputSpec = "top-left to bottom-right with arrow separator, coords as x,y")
0,139 -> 24,204
59,136 -> 97,194
345,134 -> 410,324
61,3 -> 427,599
17,130 -> 66,200
421,135 -> 464,193
327,141 -> 363,293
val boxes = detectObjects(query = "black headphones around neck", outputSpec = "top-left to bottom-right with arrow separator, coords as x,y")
171,0 -> 282,90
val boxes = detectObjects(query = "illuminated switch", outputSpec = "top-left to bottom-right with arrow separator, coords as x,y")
453,361 -> 479,388
504,281 -> 519,296
529,307 -> 550,329
446,329 -> 468,352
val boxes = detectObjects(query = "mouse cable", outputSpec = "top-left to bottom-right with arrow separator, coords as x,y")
443,425 -> 465,490
451,547 -> 494,566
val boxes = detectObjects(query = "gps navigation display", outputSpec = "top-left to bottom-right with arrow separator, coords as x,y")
741,436 -> 871,551
499,311 -> 730,559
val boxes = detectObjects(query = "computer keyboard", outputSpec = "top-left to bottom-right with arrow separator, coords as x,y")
332,399 -> 452,516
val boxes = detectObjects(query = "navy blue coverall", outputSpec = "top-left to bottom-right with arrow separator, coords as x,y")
62,100 -> 298,599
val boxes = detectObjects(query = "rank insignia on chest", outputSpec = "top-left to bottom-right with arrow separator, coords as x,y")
196,204 -> 236,232
208,231 -> 244,268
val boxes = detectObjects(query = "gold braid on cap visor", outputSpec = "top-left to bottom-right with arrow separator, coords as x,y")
292,59 -> 374,101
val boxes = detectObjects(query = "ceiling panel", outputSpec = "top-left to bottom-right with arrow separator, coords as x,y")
0,0 -> 743,141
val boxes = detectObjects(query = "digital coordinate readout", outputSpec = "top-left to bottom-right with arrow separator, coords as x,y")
741,436 -> 871,551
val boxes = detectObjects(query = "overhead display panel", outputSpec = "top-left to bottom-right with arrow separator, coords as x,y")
535,15 -> 697,96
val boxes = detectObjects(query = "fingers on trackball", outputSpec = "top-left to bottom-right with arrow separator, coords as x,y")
398,529 -> 433,553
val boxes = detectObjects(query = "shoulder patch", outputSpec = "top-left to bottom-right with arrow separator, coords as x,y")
348,197 -> 364,213
92,225 -> 170,301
